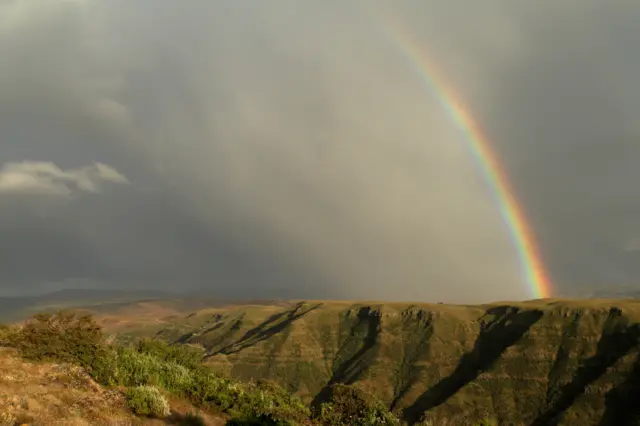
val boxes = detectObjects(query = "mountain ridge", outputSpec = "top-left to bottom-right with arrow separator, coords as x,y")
103,298 -> 640,425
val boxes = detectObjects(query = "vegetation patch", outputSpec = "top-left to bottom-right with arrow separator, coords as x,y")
8,310 -> 105,367
125,385 -> 171,417
2,310 -> 313,425
315,384 -> 401,425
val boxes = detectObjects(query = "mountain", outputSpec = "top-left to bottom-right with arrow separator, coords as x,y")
558,283 -> 640,299
104,298 -> 640,425
0,288 -> 177,322
587,286 -> 640,299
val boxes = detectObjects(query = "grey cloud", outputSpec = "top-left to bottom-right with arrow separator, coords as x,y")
474,1 -> 640,289
1,0 -> 638,301
372,0 -> 640,292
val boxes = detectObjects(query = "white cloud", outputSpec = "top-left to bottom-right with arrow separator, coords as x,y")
0,161 -> 128,197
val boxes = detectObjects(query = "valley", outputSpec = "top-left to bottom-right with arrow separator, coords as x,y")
87,297 -> 640,425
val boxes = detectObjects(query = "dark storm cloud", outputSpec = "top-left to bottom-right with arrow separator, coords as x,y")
459,1 -> 640,290
373,0 -> 640,293
1,0 -> 637,301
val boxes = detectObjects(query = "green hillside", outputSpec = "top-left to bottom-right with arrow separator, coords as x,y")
107,298 -> 640,425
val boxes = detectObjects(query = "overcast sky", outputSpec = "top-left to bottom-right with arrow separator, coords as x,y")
1,0 -> 639,302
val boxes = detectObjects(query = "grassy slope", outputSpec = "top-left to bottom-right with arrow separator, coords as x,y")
0,347 -> 225,426
106,298 -> 640,425
0,347 -> 132,425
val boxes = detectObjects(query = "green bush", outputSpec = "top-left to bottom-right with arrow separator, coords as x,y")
316,384 -> 400,426
125,385 -> 171,417
184,372 -> 309,424
0,323 -> 17,346
92,346 -> 195,392
88,345 -> 120,385
249,380 -> 310,424
114,350 -> 163,386
89,340 -> 309,424
162,359 -> 195,389
134,338 -> 204,370
9,310 -> 104,367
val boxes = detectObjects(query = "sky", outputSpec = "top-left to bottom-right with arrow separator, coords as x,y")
1,0 -> 639,302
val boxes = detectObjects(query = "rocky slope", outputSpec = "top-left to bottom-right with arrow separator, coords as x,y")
0,347 -> 224,426
112,299 -> 640,425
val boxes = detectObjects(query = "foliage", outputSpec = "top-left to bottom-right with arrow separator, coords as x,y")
475,419 -> 498,426
93,347 -> 193,391
125,385 -> 171,417
89,346 -> 308,423
185,370 -> 310,424
8,310 -> 105,367
8,310 -> 310,424
0,323 -> 17,346
134,338 -> 204,370
316,384 -> 401,426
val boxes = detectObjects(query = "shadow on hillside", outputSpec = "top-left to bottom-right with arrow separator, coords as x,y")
163,411 -> 206,425
544,311 -> 583,396
173,316 -> 245,354
530,308 -> 640,426
390,310 -> 435,411
402,306 -> 544,424
213,302 -> 322,355
201,318 -> 244,352
311,306 -> 382,412
599,349 -> 640,426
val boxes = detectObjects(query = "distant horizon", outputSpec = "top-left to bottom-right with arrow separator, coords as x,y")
3,283 -> 640,305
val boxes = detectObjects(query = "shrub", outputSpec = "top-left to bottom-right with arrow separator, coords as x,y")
135,338 -> 204,370
86,343 -> 309,424
88,345 -> 120,385
184,372 -> 309,424
111,349 -> 165,387
125,385 -> 171,417
316,384 -> 400,426
161,359 -> 195,390
92,346 -> 195,391
248,380 -> 310,424
0,323 -> 17,346
10,310 -> 104,367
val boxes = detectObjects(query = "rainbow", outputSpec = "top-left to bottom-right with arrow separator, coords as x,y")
379,21 -> 553,299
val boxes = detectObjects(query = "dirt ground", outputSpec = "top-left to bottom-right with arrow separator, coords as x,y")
0,348 -> 224,426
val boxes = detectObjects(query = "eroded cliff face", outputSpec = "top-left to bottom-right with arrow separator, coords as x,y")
146,299 -> 640,425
